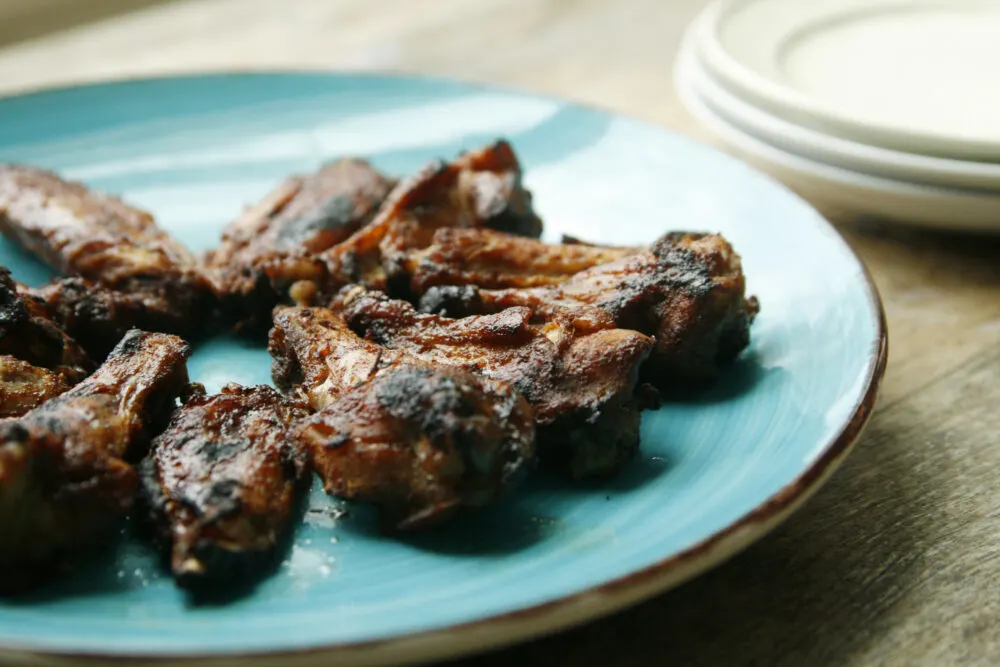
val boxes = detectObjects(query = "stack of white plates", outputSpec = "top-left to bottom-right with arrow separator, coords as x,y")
676,0 -> 1000,231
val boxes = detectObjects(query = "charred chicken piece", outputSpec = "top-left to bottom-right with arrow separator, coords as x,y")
402,227 -> 640,295
0,165 -> 215,341
420,232 -> 758,389
298,364 -> 534,531
327,287 -> 653,478
0,356 -> 70,419
269,306 -> 535,527
0,267 -> 92,382
140,384 -> 310,589
0,330 -> 190,593
322,140 -> 543,296
203,159 -> 396,331
23,277 -> 197,362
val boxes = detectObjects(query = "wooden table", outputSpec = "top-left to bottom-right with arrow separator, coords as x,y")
2,1 -> 999,665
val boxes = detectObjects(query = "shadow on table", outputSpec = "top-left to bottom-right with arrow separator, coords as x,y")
0,0 -> 179,49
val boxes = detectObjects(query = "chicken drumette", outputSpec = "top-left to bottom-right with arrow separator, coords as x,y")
325,286 -> 654,478
420,232 -> 759,389
269,306 -> 535,529
0,267 -> 92,382
0,330 -> 190,593
0,165 -> 215,342
140,384 -> 310,589
204,158 -> 396,331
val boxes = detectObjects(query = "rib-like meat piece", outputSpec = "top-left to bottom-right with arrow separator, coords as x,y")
269,306 -> 535,527
0,330 -> 190,593
326,287 -> 654,478
0,267 -> 92,382
0,165 -> 215,341
420,232 -> 759,389
322,140 -> 544,298
401,227 -> 640,294
0,356 -> 69,419
203,159 -> 396,330
140,384 -> 309,589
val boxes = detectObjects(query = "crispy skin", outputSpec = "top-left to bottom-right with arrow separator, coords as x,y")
0,356 -> 70,418
204,159 -> 395,330
140,384 -> 309,588
420,232 -> 759,389
0,165 -> 214,340
0,330 -> 190,593
322,140 -> 543,297
0,267 -> 92,382
328,288 -> 653,478
19,278 -> 176,362
298,364 -> 534,530
269,307 -> 535,526
404,227 -> 640,294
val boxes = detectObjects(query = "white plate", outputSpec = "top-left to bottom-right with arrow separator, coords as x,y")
683,19 -> 1000,192
696,0 -> 1000,161
676,42 -> 1000,231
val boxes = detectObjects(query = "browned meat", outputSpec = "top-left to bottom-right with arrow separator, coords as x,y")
0,165 -> 215,341
321,140 -> 544,298
140,384 -> 310,589
203,159 -> 396,331
420,232 -> 758,389
327,287 -> 654,478
23,277 -> 197,362
0,355 -> 69,418
0,330 -> 190,593
269,306 -> 535,527
400,227 -> 640,295
0,267 -> 92,382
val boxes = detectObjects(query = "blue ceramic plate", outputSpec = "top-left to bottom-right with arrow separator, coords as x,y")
0,73 -> 886,666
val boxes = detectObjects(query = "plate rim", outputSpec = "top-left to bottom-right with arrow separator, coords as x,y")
676,41 -> 1000,231
696,0 -> 1000,161
0,70 -> 889,667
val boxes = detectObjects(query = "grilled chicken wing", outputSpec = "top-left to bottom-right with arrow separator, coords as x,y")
322,140 -> 544,297
269,306 -> 535,527
0,267 -> 92,382
327,287 -> 653,478
0,165 -> 214,340
0,356 -> 70,419
21,276 -> 200,362
0,330 -> 190,593
420,232 -> 758,389
403,227 -> 640,294
204,159 -> 396,331
140,384 -> 309,589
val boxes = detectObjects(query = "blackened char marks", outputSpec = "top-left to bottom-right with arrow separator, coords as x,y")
140,384 -> 309,589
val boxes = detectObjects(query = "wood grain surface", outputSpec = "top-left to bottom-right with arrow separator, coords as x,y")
1,0 -> 999,665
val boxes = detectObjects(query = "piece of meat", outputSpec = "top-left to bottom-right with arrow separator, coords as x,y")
420,232 -> 759,389
0,330 -> 190,593
203,159 -> 396,331
402,227 -> 640,294
0,165 -> 215,341
139,384 -> 309,589
326,287 -> 654,478
0,355 -> 70,418
322,140 -> 544,298
269,306 -> 535,527
22,277 -> 187,362
0,267 -> 92,382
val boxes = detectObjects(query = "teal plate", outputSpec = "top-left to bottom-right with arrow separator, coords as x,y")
0,73 -> 886,666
